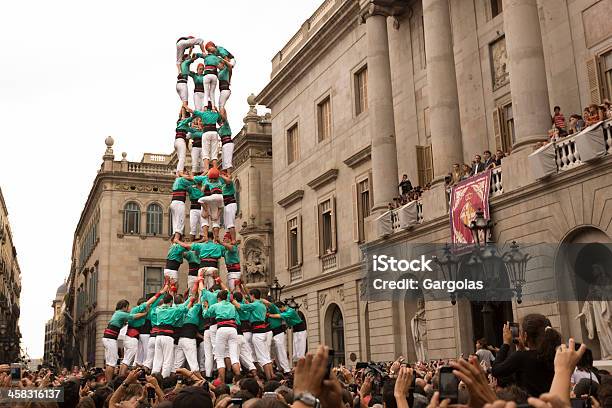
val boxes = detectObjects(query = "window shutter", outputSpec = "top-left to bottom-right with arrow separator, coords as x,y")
352,184 -> 359,242
298,214 -> 303,266
368,170 -> 373,209
331,196 -> 337,252
424,145 -> 433,184
314,204 -> 320,258
586,57 -> 601,104
492,107 -> 502,151
285,219 -> 290,271
416,146 -> 425,186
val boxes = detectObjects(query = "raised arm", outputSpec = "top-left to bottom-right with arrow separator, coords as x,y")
220,173 -> 232,185
172,238 -> 192,250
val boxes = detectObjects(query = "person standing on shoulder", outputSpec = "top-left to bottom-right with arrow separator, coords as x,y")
267,302 -> 306,361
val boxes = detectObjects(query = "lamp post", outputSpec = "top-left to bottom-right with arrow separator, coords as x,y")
433,243 -> 462,305
268,278 -> 285,303
502,241 -> 530,304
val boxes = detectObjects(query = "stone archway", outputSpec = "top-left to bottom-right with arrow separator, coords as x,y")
324,303 -> 345,365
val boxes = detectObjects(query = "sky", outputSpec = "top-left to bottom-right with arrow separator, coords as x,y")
0,0 -> 323,359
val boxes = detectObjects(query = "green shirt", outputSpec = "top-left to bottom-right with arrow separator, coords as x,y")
215,46 -> 233,59
193,109 -> 221,126
173,298 -> 192,328
203,54 -> 221,73
222,181 -> 235,196
218,66 -> 230,82
280,307 -> 303,328
218,122 -> 231,137
167,244 -> 187,262
188,127 -> 203,140
191,241 -> 225,259
180,57 -> 194,76
155,303 -> 188,326
224,244 -> 240,265
249,300 -> 268,323
209,300 -> 237,321
189,71 -> 205,90
200,290 -> 220,318
184,250 -> 200,265
267,304 -> 282,329
188,186 -> 204,202
176,117 -> 193,132
108,310 -> 131,328
146,295 -> 163,323
172,177 -> 193,192
183,302 -> 203,326
236,300 -> 252,323
129,302 -> 150,328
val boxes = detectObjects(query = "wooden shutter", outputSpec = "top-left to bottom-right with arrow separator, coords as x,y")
424,145 -> 433,184
416,146 -> 433,186
586,57 -> 601,105
314,204 -> 320,258
285,218 -> 290,271
298,214 -> 303,266
352,183 -> 359,242
331,196 -> 337,252
492,107 -> 503,151
368,170 -> 373,209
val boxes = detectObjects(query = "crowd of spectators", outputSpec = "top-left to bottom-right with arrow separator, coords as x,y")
2,313 -> 611,408
550,102 -> 612,141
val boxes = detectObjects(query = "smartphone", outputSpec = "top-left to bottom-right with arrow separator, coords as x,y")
147,387 -> 156,401
10,364 -> 21,384
355,362 -> 368,370
509,322 -> 520,344
230,397 -> 244,407
438,366 -> 459,404
263,392 -> 277,399
326,349 -> 335,379
138,370 -> 147,384
176,375 -> 183,384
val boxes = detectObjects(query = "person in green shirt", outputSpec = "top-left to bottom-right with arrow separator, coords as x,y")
189,63 -> 206,111
186,117 -> 205,175
261,300 -> 291,373
184,249 -> 202,291
221,172 -> 238,242
232,291 -> 257,376
177,53 -> 195,109
266,303 -> 307,360
202,52 -> 222,110
174,233 -> 232,289
196,168 -> 231,242
175,109 -> 193,176
165,243 -> 187,294
209,289 -> 241,381
173,287 -> 203,373
222,232 -> 241,290
219,119 -> 233,174
188,180 -> 205,241
176,36 -> 206,74
191,108 -> 223,171
198,279 -> 222,378
218,59 -> 233,110
170,176 -> 195,242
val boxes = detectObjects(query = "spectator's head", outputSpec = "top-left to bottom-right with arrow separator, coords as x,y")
213,383 -> 231,398
402,174 -> 408,180
452,163 -> 460,172
521,313 -> 561,361
382,378 -> 398,408
475,338 -> 487,350
240,377 -> 262,398
554,106 -> 561,114
263,380 -> 281,392
251,288 -> 262,300
496,385 -> 528,405
76,396 -> 96,408
597,376 -> 612,408
483,150 -> 492,160
251,398 -> 290,408
599,105 -> 607,120
115,300 -> 129,312
461,164 -> 472,174
574,378 -> 599,399
589,104 -> 599,114
473,155 -> 482,163
60,379 -> 80,408
91,386 -> 113,408
495,150 -> 505,159
174,386 -> 214,408
575,343 -> 594,370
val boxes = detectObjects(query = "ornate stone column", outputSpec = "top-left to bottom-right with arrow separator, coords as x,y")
420,0 -> 463,220
503,0 -> 550,150
501,0 -> 550,192
422,0 -> 463,182
360,0 -> 401,212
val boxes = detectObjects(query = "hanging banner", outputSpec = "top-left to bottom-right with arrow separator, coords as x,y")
450,170 -> 492,245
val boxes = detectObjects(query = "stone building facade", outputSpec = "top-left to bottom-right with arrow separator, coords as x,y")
0,187 -> 22,363
43,283 -> 66,368
256,0 -> 612,364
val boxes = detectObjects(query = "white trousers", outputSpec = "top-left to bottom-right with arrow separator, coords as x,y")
198,340 -> 206,372
189,208 -> 202,236
136,334 -> 149,366
173,337 -> 199,372
252,331 -> 273,366
227,272 -> 241,291
202,131 -> 219,161
191,146 -> 202,174
238,334 -> 256,371
216,326 -> 239,366
243,332 -> 256,363
176,38 -> 203,64
272,332 -> 291,373
219,89 -> 231,109
194,92 -> 205,111
143,335 -> 156,369
164,268 -> 178,283
221,143 -> 234,170
122,336 -> 139,367
176,82 -> 188,102
204,74 -> 218,108
170,200 -> 185,235
102,338 -> 119,367
224,202 -> 237,229
199,194 -> 223,228
198,267 -> 218,290
174,138 -> 187,174
293,330 -> 307,360
152,335 -> 175,378
203,325 -> 218,377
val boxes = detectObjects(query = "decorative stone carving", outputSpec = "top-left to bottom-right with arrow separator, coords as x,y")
490,36 -> 509,90
233,149 -> 250,169
337,288 -> 345,302
359,0 -> 409,24
113,183 -> 171,194
243,239 -> 267,284
319,293 -> 327,306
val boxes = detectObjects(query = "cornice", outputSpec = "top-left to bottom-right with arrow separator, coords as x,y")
277,190 -> 305,208
343,145 -> 372,168
307,169 -> 339,190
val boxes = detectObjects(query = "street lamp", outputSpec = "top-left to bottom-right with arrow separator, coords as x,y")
433,243 -> 462,305
467,209 -> 494,247
502,241 -> 530,304
268,278 -> 285,303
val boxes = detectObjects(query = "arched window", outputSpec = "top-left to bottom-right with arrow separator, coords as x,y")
146,203 -> 163,235
326,304 -> 345,365
123,202 -> 140,234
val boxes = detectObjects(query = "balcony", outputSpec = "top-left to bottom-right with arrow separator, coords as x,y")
555,120 -> 612,172
321,252 -> 338,273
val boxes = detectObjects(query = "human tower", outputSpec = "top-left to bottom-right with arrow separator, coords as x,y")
100,37 -> 307,383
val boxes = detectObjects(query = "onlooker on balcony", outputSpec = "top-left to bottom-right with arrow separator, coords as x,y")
489,149 -> 505,168
398,174 -> 413,196
461,163 -> 472,180
471,155 -> 487,175
483,150 -> 495,168
585,104 -> 601,126
598,104 -> 609,122
449,163 -> 462,185
603,99 -> 612,120
568,114 -> 585,135
551,106 -> 567,137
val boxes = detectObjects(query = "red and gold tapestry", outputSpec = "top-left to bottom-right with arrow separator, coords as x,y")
450,170 -> 491,245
